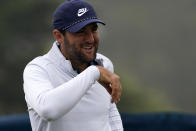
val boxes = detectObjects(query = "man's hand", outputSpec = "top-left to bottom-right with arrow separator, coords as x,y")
96,66 -> 122,103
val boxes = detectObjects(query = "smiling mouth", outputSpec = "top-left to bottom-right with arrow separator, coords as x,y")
83,46 -> 93,50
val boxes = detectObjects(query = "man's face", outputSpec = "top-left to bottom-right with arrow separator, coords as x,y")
62,23 -> 99,64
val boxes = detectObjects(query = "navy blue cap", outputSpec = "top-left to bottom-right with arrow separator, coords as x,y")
53,0 -> 105,33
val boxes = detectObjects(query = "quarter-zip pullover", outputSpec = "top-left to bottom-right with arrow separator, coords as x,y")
23,41 -> 123,131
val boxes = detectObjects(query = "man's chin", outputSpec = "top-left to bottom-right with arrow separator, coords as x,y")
87,57 -> 96,63
84,54 -> 96,63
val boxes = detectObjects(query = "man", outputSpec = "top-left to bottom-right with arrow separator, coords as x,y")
23,0 -> 123,131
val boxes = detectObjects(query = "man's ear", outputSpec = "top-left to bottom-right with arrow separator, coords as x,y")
53,29 -> 64,44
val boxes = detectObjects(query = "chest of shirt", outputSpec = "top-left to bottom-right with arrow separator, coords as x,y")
45,63 -> 111,116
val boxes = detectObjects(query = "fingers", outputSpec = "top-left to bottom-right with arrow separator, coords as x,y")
111,86 -> 122,103
111,76 -> 122,103
96,66 -> 122,103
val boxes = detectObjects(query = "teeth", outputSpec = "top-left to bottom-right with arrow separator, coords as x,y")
84,46 -> 92,49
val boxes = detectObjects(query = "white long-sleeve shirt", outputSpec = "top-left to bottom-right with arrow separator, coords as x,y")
23,41 -> 123,131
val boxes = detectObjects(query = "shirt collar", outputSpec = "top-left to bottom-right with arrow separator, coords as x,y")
48,41 -> 77,75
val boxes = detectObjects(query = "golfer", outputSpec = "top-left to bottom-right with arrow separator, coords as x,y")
23,0 -> 123,131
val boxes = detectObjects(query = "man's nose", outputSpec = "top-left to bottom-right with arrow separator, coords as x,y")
85,31 -> 95,44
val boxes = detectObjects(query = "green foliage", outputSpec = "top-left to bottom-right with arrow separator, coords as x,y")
117,72 -> 177,113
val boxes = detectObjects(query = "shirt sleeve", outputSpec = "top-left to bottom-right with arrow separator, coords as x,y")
109,103 -> 124,131
23,64 -> 100,121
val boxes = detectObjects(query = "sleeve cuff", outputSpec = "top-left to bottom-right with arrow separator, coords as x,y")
89,65 -> 100,81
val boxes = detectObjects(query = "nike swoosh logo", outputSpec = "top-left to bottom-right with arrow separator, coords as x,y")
77,8 -> 88,17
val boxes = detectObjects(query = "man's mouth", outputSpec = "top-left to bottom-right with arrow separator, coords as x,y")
83,45 -> 94,52
81,44 -> 97,61
84,46 -> 93,50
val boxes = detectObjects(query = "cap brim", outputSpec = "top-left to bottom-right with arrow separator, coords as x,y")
66,19 -> 105,33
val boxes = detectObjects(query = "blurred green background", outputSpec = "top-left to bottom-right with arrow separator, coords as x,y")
1,0 -> 196,115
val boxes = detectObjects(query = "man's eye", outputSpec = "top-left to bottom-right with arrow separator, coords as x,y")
92,25 -> 98,32
92,27 -> 98,32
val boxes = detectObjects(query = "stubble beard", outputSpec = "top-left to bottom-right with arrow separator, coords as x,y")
64,38 -> 98,65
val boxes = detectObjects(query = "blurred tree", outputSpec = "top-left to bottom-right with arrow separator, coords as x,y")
117,72 -> 176,113
0,0 -> 59,114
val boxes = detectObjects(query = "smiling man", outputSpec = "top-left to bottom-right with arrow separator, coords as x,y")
55,23 -> 99,72
23,0 -> 123,131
